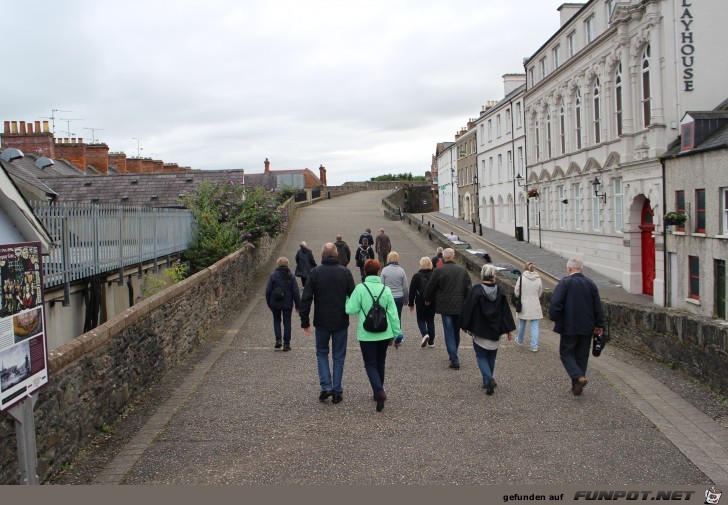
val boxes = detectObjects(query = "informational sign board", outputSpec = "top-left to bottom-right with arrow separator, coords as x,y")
0,242 -> 47,411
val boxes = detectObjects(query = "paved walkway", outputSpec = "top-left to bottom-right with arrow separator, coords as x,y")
79,191 -> 726,485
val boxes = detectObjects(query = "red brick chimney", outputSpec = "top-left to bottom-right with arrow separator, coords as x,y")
319,165 -> 327,185
109,152 -> 127,173
152,160 -> 164,173
54,137 -> 87,173
1,120 -> 55,158
86,143 -> 110,174
126,158 -> 143,173
140,159 -> 155,173
264,158 -> 270,174
163,163 -> 179,172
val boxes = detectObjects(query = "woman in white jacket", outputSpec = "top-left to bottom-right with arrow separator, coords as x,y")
515,262 -> 543,351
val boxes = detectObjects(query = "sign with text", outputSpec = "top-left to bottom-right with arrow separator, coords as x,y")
0,242 -> 48,411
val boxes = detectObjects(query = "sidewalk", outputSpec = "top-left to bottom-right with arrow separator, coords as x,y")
428,211 -> 655,305
52,190 -> 727,485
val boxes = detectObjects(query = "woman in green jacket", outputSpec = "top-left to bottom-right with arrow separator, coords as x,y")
345,259 -> 401,412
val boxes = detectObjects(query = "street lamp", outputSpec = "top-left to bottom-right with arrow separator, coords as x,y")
592,176 -> 607,204
517,173 -> 541,248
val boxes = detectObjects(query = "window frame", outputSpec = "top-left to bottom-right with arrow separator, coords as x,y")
676,190 -> 686,232
558,185 -> 566,228
593,78 -> 601,144
574,183 -> 582,229
642,45 -> 652,128
585,15 -> 595,44
689,255 -> 700,300
559,101 -> 566,154
488,119 -> 493,142
540,57 -> 547,80
505,109 -> 512,133
696,188 -> 706,233
615,63 -> 623,137
592,193 -> 601,231
496,114 -> 502,138
614,177 -> 623,232
722,187 -> 728,235
567,32 -> 576,58
515,102 -> 523,129
575,89 -> 583,150
546,112 -> 552,159
553,45 -> 561,69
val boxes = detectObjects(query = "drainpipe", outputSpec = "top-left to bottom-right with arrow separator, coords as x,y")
510,96 -> 517,239
660,156 -> 668,307
523,58 -> 531,243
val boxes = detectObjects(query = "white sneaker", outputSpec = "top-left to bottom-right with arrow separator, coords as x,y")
531,347 -> 538,352
420,335 -> 429,348
427,343 -> 434,348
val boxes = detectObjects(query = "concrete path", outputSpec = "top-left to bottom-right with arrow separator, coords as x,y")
86,191 -> 725,485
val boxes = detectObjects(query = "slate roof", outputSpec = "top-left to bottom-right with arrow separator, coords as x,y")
39,170 -> 246,208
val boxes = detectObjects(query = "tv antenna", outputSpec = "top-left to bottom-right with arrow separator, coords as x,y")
58,118 -> 84,139
39,108 -> 72,135
83,127 -> 104,144
132,137 -> 145,158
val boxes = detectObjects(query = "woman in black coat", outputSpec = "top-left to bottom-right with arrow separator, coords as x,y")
354,238 -> 375,282
266,257 -> 301,351
294,241 -> 317,287
408,256 -> 437,348
461,263 -> 516,395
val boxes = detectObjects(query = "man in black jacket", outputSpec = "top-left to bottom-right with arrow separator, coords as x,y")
334,235 -> 351,267
300,243 -> 356,404
423,248 -> 472,369
549,257 -> 605,396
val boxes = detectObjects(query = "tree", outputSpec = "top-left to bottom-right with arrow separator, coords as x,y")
370,172 -> 427,182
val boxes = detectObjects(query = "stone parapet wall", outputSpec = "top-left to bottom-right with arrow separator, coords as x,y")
0,228 -> 287,484
400,213 -> 728,395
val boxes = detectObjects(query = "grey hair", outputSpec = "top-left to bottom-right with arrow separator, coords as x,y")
567,257 -> 584,271
481,263 -> 497,281
442,248 -> 455,260
436,247 -> 443,254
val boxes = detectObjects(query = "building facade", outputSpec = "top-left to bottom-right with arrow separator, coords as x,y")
435,142 -> 458,217
523,0 -> 728,304
456,122 -> 478,223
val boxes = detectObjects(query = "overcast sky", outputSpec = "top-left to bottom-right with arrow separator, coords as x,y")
3,0 -> 570,185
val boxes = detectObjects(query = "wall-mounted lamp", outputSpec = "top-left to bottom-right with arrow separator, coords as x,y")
592,176 -> 607,204
515,173 -> 526,188
561,199 -> 568,204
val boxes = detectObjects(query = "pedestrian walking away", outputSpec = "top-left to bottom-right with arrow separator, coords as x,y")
549,257 -> 605,396
334,234 -> 351,267
355,238 -> 375,283
423,248 -> 472,369
408,256 -> 436,348
265,257 -> 301,351
381,251 -> 407,348
431,247 -> 444,268
345,259 -> 401,412
514,262 -> 543,352
300,243 -> 356,404
359,227 -> 374,247
460,264 -> 516,395
295,241 -> 317,287
375,228 -> 392,266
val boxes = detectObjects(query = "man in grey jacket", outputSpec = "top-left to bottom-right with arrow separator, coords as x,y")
423,248 -> 472,369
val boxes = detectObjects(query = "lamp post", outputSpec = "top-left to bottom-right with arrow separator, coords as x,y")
517,173 -> 541,248
515,173 -> 532,244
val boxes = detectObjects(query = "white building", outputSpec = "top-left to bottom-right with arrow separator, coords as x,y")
523,0 -> 728,304
476,74 -> 528,238
435,141 -> 459,218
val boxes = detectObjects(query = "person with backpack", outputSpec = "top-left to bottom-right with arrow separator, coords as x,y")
265,257 -> 301,351
345,259 -> 401,412
431,247 -> 444,268
460,263 -> 516,395
354,238 -> 375,282
334,235 -> 351,267
408,257 -> 436,348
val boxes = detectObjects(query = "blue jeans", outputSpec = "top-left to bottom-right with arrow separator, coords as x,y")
559,334 -> 591,384
315,328 -> 348,394
440,314 -> 461,365
473,342 -> 498,386
359,339 -> 390,396
271,308 -> 292,344
517,319 -> 539,349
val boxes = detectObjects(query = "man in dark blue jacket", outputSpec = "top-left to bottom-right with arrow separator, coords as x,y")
300,243 -> 356,404
549,257 -> 605,396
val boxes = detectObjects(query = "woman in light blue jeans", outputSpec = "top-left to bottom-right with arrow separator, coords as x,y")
515,262 -> 543,351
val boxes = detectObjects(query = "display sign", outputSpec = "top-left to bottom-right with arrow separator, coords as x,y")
0,243 -> 48,411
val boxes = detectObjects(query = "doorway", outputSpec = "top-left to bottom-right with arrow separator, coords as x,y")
639,200 -> 655,296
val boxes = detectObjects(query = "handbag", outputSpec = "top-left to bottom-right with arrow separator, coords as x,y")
592,322 -> 608,357
511,276 -> 522,312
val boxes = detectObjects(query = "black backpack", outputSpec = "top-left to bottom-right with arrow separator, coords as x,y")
362,283 -> 388,333
271,274 -> 286,301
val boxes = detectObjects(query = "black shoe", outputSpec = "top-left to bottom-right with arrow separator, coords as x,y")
572,377 -> 588,396
283,344 -> 291,352
375,391 -> 387,412
332,393 -> 343,404
449,362 -> 460,370
319,390 -> 333,402
485,379 -> 495,395
274,341 -> 282,349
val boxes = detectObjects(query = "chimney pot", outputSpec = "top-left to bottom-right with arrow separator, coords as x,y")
27,123 -> 33,134
78,138 -> 83,144
10,122 -> 18,134
4,121 -> 9,134
42,121 -> 49,133
264,158 -> 270,174
19,121 -> 26,134
34,120 -> 41,133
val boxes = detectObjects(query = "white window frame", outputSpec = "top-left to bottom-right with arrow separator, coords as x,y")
540,57 -> 547,80
546,113 -> 552,159
535,118 -> 540,161
489,157 -> 494,185
721,187 -> 728,235
496,114 -> 502,138
642,45 -> 652,128
507,150 -> 513,180
567,32 -> 576,58
592,194 -> 602,231
553,45 -> 561,69
559,101 -> 566,155
515,102 -> 523,129
606,0 -> 616,20
488,119 -> 493,142
517,146 -> 524,176
585,15 -> 595,44
614,177 -> 623,232
506,109 -> 512,133
615,62 -> 623,137
529,68 -> 535,87
497,154 -> 503,183
575,89 -> 583,150
558,185 -> 566,228
574,183 -> 582,229
593,78 -> 601,144
479,124 -> 484,145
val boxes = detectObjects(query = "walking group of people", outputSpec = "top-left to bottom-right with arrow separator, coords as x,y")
265,226 -> 605,411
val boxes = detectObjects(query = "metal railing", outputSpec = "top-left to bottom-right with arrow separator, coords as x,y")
32,202 -> 193,295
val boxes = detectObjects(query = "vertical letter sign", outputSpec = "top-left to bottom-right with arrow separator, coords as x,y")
0,243 -> 48,411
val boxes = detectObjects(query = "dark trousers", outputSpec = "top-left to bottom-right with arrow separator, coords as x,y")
271,308 -> 292,344
359,339 -> 391,397
300,277 -> 307,287
416,304 -> 436,343
559,334 -> 591,384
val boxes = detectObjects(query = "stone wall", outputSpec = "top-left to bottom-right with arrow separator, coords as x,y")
324,180 -> 430,199
0,203 -> 293,484
400,213 -> 728,395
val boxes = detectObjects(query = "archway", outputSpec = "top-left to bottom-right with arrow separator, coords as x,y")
464,195 -> 471,222
640,199 -> 655,295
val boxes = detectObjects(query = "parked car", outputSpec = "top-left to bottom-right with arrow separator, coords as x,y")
493,263 -> 521,280
466,249 -> 492,263
450,240 -> 472,250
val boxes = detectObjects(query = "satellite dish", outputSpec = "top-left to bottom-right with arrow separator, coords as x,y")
0,148 -> 24,162
34,156 -> 55,169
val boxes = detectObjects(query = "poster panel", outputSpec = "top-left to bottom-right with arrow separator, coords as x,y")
0,242 -> 48,411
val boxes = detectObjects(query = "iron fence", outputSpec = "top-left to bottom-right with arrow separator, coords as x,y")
32,202 -> 193,291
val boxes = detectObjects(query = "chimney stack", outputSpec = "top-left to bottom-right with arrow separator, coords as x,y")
109,152 -> 127,173
264,158 -> 270,174
86,143 -> 110,174
54,137 -> 87,172
1,119 -> 55,158
319,165 -> 327,186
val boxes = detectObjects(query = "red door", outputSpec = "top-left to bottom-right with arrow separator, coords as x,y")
640,200 -> 655,295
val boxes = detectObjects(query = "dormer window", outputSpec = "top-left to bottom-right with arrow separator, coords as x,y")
681,121 -> 695,151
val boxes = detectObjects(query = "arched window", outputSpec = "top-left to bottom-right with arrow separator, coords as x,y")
593,78 -> 601,144
642,45 -> 651,128
575,89 -> 582,150
498,196 -> 505,222
614,63 -> 623,136
559,101 -> 566,154
546,112 -> 552,158
507,195 -> 514,222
